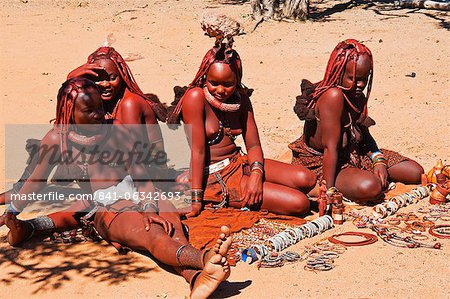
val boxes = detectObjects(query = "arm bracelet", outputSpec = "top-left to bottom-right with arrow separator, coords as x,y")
142,200 -> 158,212
191,189 -> 204,204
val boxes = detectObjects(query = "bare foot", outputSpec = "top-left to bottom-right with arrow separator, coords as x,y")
191,226 -> 232,299
5,214 -> 33,247
190,254 -> 231,299
202,225 -> 232,266
215,226 -> 232,257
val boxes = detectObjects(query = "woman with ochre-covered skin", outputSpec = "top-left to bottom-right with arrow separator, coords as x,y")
168,37 -> 316,218
0,47 -> 168,227
4,77 -> 231,299
289,39 -> 424,203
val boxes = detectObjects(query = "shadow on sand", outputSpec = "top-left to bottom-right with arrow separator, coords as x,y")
0,236 -> 157,294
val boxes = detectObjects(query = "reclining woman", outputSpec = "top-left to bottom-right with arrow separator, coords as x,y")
167,23 -> 316,218
4,77 -> 231,299
0,46 -> 168,228
289,39 -> 424,204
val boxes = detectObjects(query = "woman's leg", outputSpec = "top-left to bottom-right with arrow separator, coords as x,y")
234,159 -> 315,216
1,200 -> 90,245
264,159 -> 317,192
6,212 -> 232,299
335,168 -> 383,204
47,200 -> 92,231
387,160 -> 424,184
99,214 -> 231,298
236,178 -> 311,216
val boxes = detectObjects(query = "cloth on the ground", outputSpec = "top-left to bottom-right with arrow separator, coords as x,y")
289,135 -> 409,182
384,182 -> 416,199
182,208 -> 306,250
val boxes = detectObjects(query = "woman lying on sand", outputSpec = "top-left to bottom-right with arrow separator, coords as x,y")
4,77 -> 231,299
289,39 -> 424,204
0,46 -> 168,227
167,27 -> 316,217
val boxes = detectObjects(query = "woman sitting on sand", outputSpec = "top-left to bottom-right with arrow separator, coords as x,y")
1,46 -> 168,228
289,39 -> 424,204
4,77 -> 231,299
167,19 -> 316,218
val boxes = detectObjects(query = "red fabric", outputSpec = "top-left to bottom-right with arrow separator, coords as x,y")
182,208 -> 306,250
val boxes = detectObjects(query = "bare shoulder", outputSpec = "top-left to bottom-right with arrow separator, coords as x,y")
120,90 -> 145,111
181,87 -> 205,113
319,87 -> 344,103
41,128 -> 61,147
120,90 -> 157,123
317,87 -> 344,110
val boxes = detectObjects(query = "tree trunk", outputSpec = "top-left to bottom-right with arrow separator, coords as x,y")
283,0 -> 309,20
251,0 -> 263,20
251,0 -> 310,28
398,0 -> 450,11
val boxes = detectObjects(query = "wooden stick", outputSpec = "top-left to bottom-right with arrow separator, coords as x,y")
397,0 -> 450,11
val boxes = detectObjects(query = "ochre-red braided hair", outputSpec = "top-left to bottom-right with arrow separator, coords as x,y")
54,77 -> 99,160
312,39 -> 373,118
88,47 -> 167,122
167,38 -> 244,124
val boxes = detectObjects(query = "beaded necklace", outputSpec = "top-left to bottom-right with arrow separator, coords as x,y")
207,121 -> 224,145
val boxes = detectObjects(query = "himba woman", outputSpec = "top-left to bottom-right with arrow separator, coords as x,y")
168,16 -> 316,217
4,77 -> 232,299
0,46 -> 168,229
289,39 -> 424,203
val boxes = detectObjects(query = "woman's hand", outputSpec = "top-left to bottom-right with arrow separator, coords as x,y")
373,164 -> 389,190
186,202 -> 202,218
241,172 -> 263,208
67,63 -> 104,80
143,212 -> 173,235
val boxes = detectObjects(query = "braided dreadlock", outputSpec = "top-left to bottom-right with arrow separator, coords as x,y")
294,39 -> 373,121
54,77 -> 99,160
167,37 -> 244,124
87,47 -> 167,122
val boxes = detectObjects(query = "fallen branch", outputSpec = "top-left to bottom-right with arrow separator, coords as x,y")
397,0 -> 450,11
113,9 -> 138,17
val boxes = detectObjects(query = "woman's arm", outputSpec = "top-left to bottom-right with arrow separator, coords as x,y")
116,124 -> 173,234
317,88 -> 345,189
181,88 -> 206,217
360,126 -> 380,157
360,126 -> 388,189
8,129 -> 61,213
241,95 -> 264,208
67,63 -> 104,80
118,95 -> 167,176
